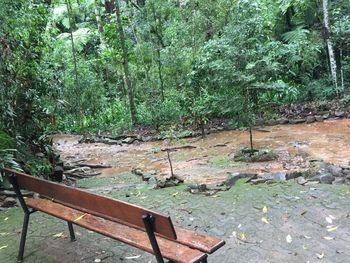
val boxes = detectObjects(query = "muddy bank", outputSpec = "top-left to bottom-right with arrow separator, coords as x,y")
52,119 -> 350,187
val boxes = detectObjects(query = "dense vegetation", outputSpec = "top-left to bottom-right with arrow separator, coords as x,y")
1,0 -> 350,176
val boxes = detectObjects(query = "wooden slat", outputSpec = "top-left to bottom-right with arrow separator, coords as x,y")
26,198 -> 207,263
3,168 -> 176,239
175,227 -> 225,254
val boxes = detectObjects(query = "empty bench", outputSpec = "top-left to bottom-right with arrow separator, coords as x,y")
3,168 -> 225,263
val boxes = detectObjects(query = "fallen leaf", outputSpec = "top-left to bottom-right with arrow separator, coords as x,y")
262,206 -> 268,213
237,224 -> 242,228
286,234 -> 292,243
261,217 -> 269,224
0,245 -> 8,250
94,259 -> 101,263
74,213 -> 87,222
325,217 -> 333,224
303,245 -> 308,250
304,235 -> 311,239
327,225 -> 339,232
172,192 -> 178,197
53,232 -> 64,238
323,236 -> 334,240
316,251 -> 324,259
125,255 -> 141,259
4,217 -> 8,221
239,232 -> 246,241
328,215 -> 336,220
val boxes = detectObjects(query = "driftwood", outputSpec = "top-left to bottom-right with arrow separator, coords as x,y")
161,145 -> 197,152
76,163 -> 112,169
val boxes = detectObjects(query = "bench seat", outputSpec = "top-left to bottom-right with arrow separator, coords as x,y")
26,197 -> 217,263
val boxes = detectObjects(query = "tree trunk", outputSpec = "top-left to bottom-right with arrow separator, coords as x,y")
322,0 -> 338,92
93,0 -> 105,48
65,0 -> 83,129
115,0 -> 137,125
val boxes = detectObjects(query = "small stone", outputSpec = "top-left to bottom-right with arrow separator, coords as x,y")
333,178 -> 346,184
297,177 -> 307,185
141,173 -> 153,181
315,115 -> 324,122
1,197 -> 16,208
141,136 -> 152,142
122,137 -> 136,144
319,173 -> 335,184
278,118 -> 289,124
131,168 -> 143,176
306,116 -> 315,123
323,113 -> 330,119
289,119 -> 306,124
286,171 -> 303,180
335,110 -> 345,118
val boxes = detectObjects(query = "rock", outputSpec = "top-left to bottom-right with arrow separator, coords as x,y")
296,177 -> 308,185
122,137 -> 137,144
322,113 -> 330,119
333,177 -> 346,184
315,115 -> 324,122
272,172 -> 287,180
289,119 -> 306,124
306,116 -> 315,123
142,136 -> 152,142
335,110 -> 345,118
1,197 -> 16,208
278,118 -> 289,124
266,120 -> 278,126
142,173 -> 154,181
148,177 -> 158,189
319,173 -> 335,184
286,171 -> 303,180
131,168 -> 143,176
225,172 -> 256,187
326,164 -> 343,177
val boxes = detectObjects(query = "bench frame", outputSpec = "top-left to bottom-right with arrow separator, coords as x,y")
4,169 -> 224,263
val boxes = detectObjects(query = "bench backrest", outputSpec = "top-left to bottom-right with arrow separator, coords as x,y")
3,168 -> 177,239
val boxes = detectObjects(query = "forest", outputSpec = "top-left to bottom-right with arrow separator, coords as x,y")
1,0 -> 350,177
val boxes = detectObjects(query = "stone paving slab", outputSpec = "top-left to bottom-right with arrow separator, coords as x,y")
1,177 -> 350,263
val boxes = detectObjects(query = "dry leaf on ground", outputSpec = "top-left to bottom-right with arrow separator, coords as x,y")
261,217 -> 269,224
316,251 -> 324,259
286,234 -> 292,243
262,206 -> 268,213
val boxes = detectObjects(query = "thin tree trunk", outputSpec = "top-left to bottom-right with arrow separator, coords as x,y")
93,0 -> 105,48
322,0 -> 338,93
151,4 -> 165,101
65,0 -> 83,129
115,0 -> 137,125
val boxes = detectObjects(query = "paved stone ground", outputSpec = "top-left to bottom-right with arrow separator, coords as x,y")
1,174 -> 350,263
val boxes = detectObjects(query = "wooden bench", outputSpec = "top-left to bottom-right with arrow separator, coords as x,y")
3,168 -> 225,263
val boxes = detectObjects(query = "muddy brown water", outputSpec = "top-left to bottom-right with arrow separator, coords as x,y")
53,119 -> 350,185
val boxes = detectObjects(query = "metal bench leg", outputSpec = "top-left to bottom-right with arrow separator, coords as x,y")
67,222 -> 76,241
142,214 -> 164,263
17,213 -> 30,262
